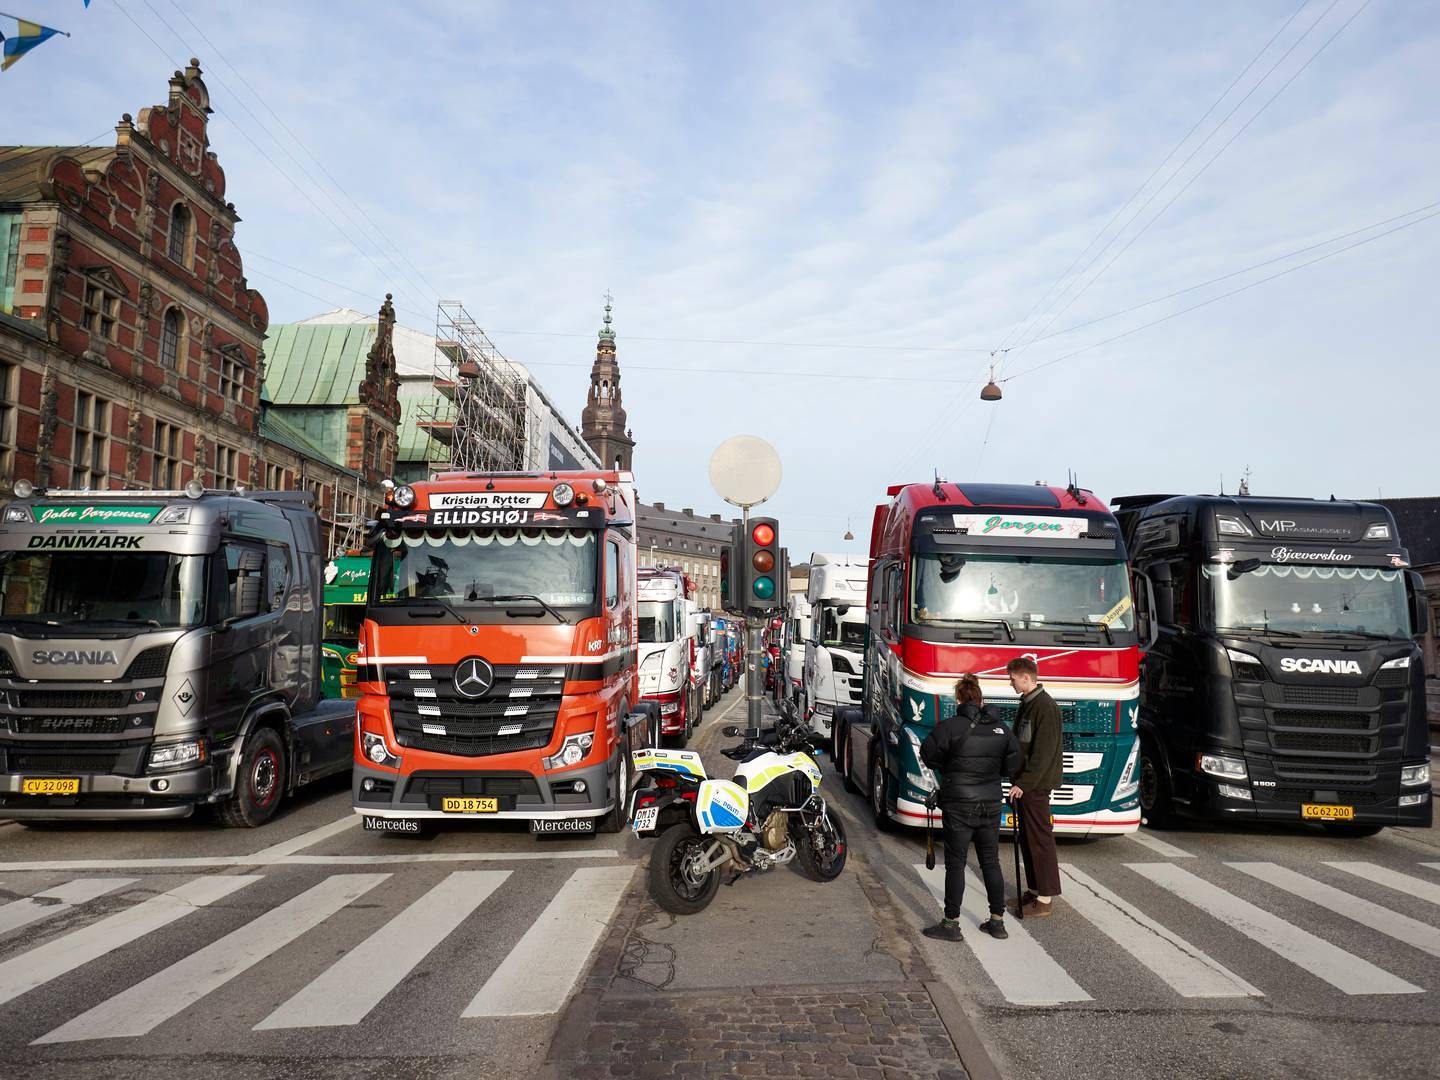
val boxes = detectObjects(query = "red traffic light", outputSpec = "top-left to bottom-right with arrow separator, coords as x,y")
751,522 -> 775,546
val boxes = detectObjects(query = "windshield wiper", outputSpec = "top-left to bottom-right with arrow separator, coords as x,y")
1039,619 -> 1114,644
1217,624 -> 1304,639
921,617 -> 1015,642
483,594 -> 571,624
387,596 -> 470,624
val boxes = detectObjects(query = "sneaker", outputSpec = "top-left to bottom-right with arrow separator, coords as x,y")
979,917 -> 1009,940
922,918 -> 964,942
1012,898 -> 1054,919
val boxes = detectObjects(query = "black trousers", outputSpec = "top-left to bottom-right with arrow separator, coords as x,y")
938,800 -> 1006,920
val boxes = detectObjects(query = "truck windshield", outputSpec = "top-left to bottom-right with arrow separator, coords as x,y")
638,600 -> 677,642
324,604 -> 367,646
911,554 -> 1135,632
818,603 -> 866,649
1206,563 -> 1410,638
373,528 -> 598,608
0,550 -> 206,627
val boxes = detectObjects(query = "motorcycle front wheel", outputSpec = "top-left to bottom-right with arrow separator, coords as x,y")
649,823 -> 722,915
794,809 -> 848,883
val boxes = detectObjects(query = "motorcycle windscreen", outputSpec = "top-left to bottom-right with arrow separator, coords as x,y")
632,748 -> 706,779
696,779 -> 749,833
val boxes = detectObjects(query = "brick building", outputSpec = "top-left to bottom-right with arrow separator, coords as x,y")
0,59 -> 399,548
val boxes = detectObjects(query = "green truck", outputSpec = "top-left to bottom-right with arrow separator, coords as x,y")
322,554 -> 369,699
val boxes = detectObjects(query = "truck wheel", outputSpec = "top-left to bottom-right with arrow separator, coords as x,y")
1138,739 -> 1175,830
840,732 -> 860,795
597,750 -> 631,834
869,750 -> 894,832
649,823 -> 721,915
216,727 -> 287,828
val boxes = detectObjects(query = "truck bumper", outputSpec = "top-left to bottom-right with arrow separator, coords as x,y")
0,764 -> 211,820
1191,778 -> 1433,827
351,757 -> 614,820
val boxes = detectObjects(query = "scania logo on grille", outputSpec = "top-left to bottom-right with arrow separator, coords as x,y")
454,657 -> 495,698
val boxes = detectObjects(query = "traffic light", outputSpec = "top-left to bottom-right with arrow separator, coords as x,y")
720,537 -> 736,614
743,517 -> 780,615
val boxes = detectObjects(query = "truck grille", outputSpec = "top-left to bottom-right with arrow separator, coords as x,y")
9,751 -> 120,772
1373,666 -> 1409,689
383,662 -> 565,758
1271,731 -> 1375,755
1271,710 -> 1372,731
1272,787 -> 1382,806
13,689 -> 130,710
1279,685 -> 1361,706
123,645 -> 173,680
12,716 -> 129,734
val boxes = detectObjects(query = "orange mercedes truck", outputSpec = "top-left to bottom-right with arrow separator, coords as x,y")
351,470 -> 647,836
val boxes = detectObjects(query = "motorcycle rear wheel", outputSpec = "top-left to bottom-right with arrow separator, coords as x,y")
794,810 -> 848,882
649,823 -> 722,915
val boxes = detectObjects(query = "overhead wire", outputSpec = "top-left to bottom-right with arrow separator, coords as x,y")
993,0 -> 1315,356
161,0 -> 446,305
1007,0 -> 1369,363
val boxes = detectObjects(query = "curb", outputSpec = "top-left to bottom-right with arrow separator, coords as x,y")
925,979 -> 1005,1080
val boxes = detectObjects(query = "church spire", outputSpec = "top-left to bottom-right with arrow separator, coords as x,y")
580,292 -> 634,471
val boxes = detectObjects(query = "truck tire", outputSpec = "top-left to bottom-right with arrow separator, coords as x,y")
869,749 -> 894,832
839,730 -> 860,795
597,749 -> 632,834
1138,737 -> 1175,830
216,726 -> 287,828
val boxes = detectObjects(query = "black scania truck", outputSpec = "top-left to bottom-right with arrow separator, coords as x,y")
1114,493 -> 1431,835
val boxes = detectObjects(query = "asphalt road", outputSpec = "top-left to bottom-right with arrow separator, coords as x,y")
1,689 -> 1437,1080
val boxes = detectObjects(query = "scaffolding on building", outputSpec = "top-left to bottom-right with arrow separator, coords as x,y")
417,300 -> 531,474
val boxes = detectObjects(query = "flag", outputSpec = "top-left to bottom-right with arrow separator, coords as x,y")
1,16 -> 69,71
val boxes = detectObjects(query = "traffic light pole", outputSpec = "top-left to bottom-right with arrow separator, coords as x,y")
742,505 -> 765,730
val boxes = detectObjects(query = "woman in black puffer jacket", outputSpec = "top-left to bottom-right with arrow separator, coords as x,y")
919,673 -> 1020,942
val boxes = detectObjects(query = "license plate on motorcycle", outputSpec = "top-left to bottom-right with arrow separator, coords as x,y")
440,797 -> 498,813
21,777 -> 79,795
633,806 -> 659,833
1302,803 -> 1354,821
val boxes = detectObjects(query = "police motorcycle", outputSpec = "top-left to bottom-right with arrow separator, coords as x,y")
628,714 -> 848,914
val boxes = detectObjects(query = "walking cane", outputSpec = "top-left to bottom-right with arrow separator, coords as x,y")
1011,792 -> 1025,920
924,792 -> 937,871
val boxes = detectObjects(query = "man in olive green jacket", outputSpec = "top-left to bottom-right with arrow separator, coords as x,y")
1007,656 -> 1062,917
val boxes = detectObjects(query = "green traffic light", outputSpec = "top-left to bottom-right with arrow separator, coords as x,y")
752,575 -> 775,600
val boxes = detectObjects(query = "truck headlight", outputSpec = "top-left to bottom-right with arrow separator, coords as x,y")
1379,656 -> 1411,670
1197,752 -> 1248,781
903,728 -> 938,789
551,482 -> 576,507
1113,742 -> 1139,801
392,484 -> 416,508
149,739 -> 206,770
362,731 -> 399,768
1399,792 -> 1429,807
1217,783 -> 1253,801
1401,763 -> 1430,787
543,731 -> 594,770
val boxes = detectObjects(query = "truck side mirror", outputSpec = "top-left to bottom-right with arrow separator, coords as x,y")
1132,573 -> 1159,651
1406,571 -> 1430,638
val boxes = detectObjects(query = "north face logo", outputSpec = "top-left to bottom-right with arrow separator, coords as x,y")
992,727 -> 1005,735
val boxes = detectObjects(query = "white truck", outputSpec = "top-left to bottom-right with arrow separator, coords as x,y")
690,607 -> 717,711
637,567 -> 700,747
803,553 -> 868,752
777,593 -> 811,709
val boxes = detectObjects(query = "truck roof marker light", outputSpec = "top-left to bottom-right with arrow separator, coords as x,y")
1364,523 -> 1392,540
1216,516 -> 1252,537
184,479 -> 205,499
12,479 -> 34,499
552,482 -> 576,507
393,485 -> 417,509
593,478 -> 609,493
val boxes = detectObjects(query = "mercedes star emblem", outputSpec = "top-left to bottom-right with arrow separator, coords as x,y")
454,657 -> 495,698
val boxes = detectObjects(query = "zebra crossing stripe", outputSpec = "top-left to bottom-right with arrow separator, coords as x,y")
1059,865 -> 1260,998
255,870 -> 511,1029
0,878 -> 137,936
1325,862 -> 1440,908
915,864 -> 1091,1006
1229,862 -> 1440,961
1123,831 -> 1195,859
463,865 -> 634,1018
34,873 -> 389,1044
1129,863 -> 1419,995
0,874 -> 260,1008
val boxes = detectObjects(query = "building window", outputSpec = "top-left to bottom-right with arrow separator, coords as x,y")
265,463 -> 292,489
167,204 -> 190,264
160,308 -> 182,370
71,391 -> 111,490
83,282 -> 120,341
0,358 -> 15,478
151,420 -> 181,489
219,354 -> 245,404
1,212 -> 19,314
216,444 -> 240,489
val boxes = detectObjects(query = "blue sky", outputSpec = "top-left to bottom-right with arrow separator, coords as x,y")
8,1 -> 1439,557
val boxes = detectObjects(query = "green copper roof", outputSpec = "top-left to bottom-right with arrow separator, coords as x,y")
263,323 -> 375,407
259,408 -> 357,476
398,376 -> 450,465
